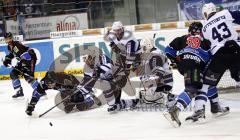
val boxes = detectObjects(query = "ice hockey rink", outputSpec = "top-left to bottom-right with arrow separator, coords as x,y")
0,70 -> 240,140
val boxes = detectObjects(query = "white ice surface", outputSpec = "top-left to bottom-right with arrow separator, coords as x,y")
0,70 -> 240,140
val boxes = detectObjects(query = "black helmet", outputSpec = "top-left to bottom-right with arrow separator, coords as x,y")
188,22 -> 203,35
4,32 -> 13,39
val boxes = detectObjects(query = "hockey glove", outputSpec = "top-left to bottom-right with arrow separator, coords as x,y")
3,56 -> 12,67
70,90 -> 84,103
110,42 -> 121,53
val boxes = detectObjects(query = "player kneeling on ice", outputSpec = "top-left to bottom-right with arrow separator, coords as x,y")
25,71 -> 102,116
2,32 -> 46,99
139,37 -> 177,108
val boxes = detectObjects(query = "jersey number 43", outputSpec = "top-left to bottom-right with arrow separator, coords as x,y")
212,22 -> 232,42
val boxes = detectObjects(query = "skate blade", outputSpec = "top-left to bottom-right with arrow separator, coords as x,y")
12,96 -> 25,100
108,109 -> 121,114
212,111 -> 230,118
163,111 -> 181,128
185,117 -> 206,124
185,118 -> 196,124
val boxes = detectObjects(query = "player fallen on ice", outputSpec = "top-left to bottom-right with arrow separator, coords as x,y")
2,32 -> 45,99
25,70 -> 102,116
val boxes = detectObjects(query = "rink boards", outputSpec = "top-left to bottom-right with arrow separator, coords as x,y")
0,21 -> 240,80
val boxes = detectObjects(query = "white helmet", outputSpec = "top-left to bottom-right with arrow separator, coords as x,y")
112,21 -> 123,30
202,3 -> 217,19
140,37 -> 154,53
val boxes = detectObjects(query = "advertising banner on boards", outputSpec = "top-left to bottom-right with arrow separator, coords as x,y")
5,13 -> 88,40
0,41 -> 54,79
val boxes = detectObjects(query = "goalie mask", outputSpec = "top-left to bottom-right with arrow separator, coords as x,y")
140,37 -> 154,54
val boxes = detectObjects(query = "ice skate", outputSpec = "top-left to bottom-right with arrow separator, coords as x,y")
163,105 -> 181,127
211,102 -> 230,117
185,107 -> 206,123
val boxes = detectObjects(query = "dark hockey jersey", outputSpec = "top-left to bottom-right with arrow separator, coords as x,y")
5,41 -> 37,65
165,35 -> 211,64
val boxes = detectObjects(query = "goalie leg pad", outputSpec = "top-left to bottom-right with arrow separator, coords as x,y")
139,90 -> 164,104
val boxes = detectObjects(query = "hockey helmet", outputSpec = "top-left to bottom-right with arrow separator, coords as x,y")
4,32 -> 14,44
4,32 -> 13,39
112,21 -> 124,39
188,22 -> 203,36
112,21 -> 123,30
202,3 -> 217,19
140,37 -> 154,53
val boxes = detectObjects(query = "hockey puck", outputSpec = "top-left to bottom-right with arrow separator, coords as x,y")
49,122 -> 53,126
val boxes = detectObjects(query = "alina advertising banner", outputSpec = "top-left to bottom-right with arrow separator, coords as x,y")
5,13 -> 88,40
179,0 -> 240,20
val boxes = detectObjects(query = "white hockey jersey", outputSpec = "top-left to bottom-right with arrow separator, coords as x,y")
202,10 -> 239,54
83,54 -> 125,80
106,29 -> 141,65
141,48 -> 173,86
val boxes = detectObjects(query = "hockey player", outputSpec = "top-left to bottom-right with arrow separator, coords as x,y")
139,37 -> 176,107
164,22 -> 213,126
103,21 -> 142,111
105,21 -> 141,73
25,71 -> 101,116
2,32 -> 41,99
68,50 -> 130,113
109,37 -> 176,111
200,3 -> 240,101
166,22 -> 230,123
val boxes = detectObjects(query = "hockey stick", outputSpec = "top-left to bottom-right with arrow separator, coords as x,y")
7,64 -> 35,79
38,77 -> 97,118
116,52 -> 136,96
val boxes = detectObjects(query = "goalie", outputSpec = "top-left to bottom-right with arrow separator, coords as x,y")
138,37 -> 176,107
